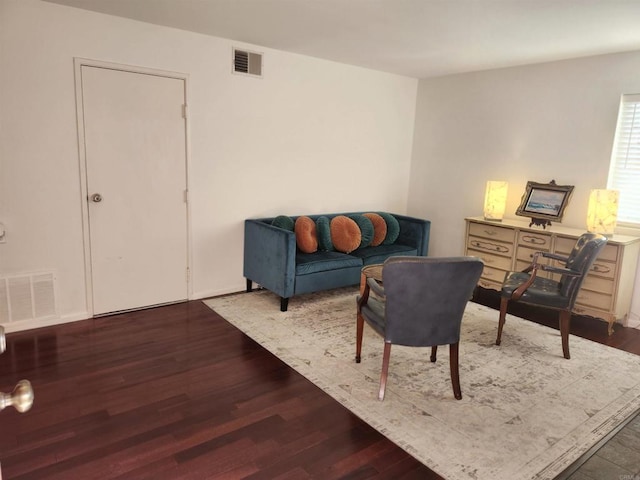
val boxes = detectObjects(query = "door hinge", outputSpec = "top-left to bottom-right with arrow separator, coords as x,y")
183,189 -> 188,203
182,104 -> 187,119
186,267 -> 191,283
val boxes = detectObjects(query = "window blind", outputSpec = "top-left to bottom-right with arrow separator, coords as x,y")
608,94 -> 640,225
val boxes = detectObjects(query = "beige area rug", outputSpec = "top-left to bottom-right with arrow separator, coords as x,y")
204,287 -> 640,480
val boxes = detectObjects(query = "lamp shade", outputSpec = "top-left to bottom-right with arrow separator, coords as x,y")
483,181 -> 508,221
586,189 -> 619,236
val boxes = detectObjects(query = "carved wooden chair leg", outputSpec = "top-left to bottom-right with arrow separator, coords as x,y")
496,297 -> 509,345
430,345 -> 438,363
559,310 -> 571,359
355,313 -> 364,363
449,342 -> 462,400
378,342 -> 392,401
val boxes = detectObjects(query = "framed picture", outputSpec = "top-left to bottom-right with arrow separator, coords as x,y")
515,180 -> 574,228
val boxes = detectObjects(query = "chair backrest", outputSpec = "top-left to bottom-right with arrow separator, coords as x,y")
381,256 -> 483,347
559,233 -> 608,304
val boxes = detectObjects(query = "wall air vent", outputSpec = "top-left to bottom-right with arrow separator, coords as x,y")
233,48 -> 263,77
0,272 -> 58,324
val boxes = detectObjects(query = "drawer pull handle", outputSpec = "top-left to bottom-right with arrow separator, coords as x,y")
591,264 -> 611,274
470,240 -> 509,253
522,235 -> 546,245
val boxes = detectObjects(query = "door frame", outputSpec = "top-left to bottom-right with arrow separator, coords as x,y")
73,58 -> 193,315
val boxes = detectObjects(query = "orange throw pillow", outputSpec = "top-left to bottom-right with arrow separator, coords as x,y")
295,216 -> 318,253
364,212 -> 387,246
330,215 -> 361,253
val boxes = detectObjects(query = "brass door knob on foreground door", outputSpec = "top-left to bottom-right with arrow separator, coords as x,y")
0,326 -> 34,413
0,380 -> 34,413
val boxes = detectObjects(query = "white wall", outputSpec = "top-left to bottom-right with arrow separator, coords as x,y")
0,0 -> 418,329
408,51 -> 640,320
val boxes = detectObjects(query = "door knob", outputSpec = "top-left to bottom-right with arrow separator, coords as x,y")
0,380 -> 34,413
91,193 -> 103,203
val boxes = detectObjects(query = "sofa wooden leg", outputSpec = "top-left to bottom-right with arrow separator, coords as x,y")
246,279 -> 253,293
280,297 -> 289,312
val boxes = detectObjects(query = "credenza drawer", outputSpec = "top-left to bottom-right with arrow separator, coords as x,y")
555,236 -> 619,262
467,236 -> 514,258
582,275 -> 615,295
515,259 -> 533,272
549,257 -> 616,281
516,245 -> 549,264
468,222 -> 515,244
576,289 -> 613,311
481,265 -> 508,284
589,261 -> 616,280
467,249 -> 513,270
518,231 -> 551,249
478,278 -> 502,291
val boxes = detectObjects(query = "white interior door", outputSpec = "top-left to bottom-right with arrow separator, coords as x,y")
81,65 -> 188,315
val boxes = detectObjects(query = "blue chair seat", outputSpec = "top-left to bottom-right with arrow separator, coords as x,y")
501,272 -> 570,309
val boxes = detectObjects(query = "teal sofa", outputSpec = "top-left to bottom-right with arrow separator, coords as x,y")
243,212 -> 430,311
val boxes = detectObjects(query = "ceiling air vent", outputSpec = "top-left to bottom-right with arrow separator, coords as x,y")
233,48 -> 262,77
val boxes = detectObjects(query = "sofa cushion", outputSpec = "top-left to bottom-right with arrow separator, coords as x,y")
272,215 -> 294,231
364,212 -> 387,246
349,214 -> 374,248
379,212 -> 400,244
316,216 -> 334,252
295,216 -> 318,253
350,244 -> 417,265
330,215 -> 361,254
296,251 -> 363,275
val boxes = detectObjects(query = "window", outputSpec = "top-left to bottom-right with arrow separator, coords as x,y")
608,94 -> 640,226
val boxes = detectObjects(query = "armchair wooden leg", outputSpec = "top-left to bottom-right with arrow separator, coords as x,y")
430,345 -> 437,363
355,313 -> 364,363
379,342 -> 392,401
496,297 -> 508,346
559,310 -> 571,359
280,297 -> 289,312
449,343 -> 462,400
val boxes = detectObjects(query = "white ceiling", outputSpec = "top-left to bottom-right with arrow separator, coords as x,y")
43,0 -> 640,78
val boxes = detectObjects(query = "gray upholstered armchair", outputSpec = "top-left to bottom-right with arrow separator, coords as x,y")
355,256 -> 483,401
496,232 -> 607,359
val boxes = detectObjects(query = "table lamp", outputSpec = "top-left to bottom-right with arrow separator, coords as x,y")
586,189 -> 619,236
483,181 -> 508,221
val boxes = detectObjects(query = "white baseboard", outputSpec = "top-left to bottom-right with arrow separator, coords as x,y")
191,285 -> 245,301
2,311 -> 90,334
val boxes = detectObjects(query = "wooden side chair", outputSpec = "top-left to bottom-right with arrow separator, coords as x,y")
496,232 -> 607,359
356,256 -> 483,401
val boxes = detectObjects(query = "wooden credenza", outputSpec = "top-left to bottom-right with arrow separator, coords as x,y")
464,216 -> 640,332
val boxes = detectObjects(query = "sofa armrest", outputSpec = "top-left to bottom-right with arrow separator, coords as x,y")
394,214 -> 431,256
243,219 -> 297,298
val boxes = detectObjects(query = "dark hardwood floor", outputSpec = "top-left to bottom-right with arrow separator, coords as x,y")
0,288 -> 639,479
